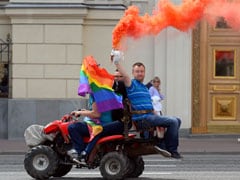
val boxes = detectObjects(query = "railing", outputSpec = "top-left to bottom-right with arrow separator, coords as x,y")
0,33 -> 11,62
0,34 -> 11,98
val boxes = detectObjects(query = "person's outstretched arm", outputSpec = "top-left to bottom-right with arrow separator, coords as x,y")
71,102 -> 101,119
111,50 -> 131,88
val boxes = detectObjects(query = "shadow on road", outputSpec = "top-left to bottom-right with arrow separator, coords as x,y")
51,178 -> 179,180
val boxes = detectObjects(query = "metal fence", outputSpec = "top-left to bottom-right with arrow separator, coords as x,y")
0,34 -> 11,98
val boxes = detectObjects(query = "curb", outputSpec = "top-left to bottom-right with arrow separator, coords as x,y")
1,136 -> 240,155
0,152 -> 26,155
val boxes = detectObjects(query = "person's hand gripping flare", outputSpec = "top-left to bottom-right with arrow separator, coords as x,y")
110,49 -> 124,65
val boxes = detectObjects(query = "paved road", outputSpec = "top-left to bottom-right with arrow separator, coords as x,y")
0,154 -> 240,180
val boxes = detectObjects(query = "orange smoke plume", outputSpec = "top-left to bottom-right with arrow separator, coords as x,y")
112,0 -> 212,49
204,0 -> 240,30
112,0 -> 240,49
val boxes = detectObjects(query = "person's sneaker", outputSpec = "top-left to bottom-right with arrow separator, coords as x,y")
171,152 -> 183,159
67,149 -> 78,159
79,151 -> 87,161
154,146 -> 171,157
72,150 -> 87,164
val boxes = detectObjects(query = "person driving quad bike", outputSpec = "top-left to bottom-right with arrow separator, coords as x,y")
68,94 -> 126,163
68,57 -> 131,163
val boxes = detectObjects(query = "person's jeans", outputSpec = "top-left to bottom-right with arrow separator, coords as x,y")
68,121 -> 124,155
101,121 -> 124,136
68,122 -> 89,154
135,115 -> 181,153
85,121 -> 124,154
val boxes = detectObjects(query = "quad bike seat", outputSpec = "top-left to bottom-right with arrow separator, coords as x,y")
122,98 -> 166,139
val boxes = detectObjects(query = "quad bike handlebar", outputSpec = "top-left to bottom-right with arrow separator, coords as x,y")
60,109 -> 82,122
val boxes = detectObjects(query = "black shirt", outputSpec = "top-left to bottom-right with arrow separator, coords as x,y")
112,81 -> 127,121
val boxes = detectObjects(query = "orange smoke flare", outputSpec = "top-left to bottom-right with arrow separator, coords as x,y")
112,0 -> 240,50
112,0 -> 213,49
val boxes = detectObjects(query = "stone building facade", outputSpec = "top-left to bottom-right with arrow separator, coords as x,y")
0,0 -> 192,139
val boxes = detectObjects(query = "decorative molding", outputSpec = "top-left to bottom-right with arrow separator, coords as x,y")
212,95 -> 236,120
192,23 -> 200,128
10,0 -> 85,3
129,0 -> 148,14
191,127 -> 207,134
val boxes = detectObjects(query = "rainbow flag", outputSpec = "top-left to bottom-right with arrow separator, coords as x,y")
78,56 -> 123,112
84,118 -> 103,141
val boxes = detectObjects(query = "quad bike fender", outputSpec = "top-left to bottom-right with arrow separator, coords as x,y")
43,120 -> 61,134
44,120 -> 71,135
87,134 -> 136,164
81,134 -> 136,145
43,120 -> 72,143
96,134 -> 136,145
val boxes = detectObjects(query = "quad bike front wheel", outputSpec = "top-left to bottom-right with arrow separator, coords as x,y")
24,145 -> 59,180
99,151 -> 129,180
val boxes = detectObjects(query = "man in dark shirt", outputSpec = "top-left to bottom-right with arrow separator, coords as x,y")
112,69 -> 127,121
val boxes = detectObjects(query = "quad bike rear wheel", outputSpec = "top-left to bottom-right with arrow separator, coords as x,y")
24,145 -> 59,180
52,164 -> 72,177
126,156 -> 144,178
99,151 -> 129,180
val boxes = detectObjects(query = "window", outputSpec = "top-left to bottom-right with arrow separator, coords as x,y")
214,50 -> 235,78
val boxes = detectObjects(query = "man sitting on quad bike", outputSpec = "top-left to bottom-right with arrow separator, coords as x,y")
111,50 -> 182,159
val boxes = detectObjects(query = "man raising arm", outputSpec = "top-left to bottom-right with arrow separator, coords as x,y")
111,50 -> 182,159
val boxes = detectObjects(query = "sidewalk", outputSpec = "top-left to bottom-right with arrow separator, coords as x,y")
179,136 -> 240,154
0,135 -> 239,154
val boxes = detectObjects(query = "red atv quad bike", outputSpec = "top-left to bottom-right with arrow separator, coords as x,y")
23,103 -> 169,180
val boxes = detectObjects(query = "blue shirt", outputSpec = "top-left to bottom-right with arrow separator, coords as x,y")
126,79 -> 154,121
86,95 -> 112,125
149,86 -> 164,100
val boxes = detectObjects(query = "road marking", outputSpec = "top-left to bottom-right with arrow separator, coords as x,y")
146,164 -> 177,167
145,159 -> 182,162
145,159 -> 177,162
69,171 -> 172,175
70,172 -> 100,175
143,172 -> 172,175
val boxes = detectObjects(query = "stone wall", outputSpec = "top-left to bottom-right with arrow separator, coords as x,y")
6,3 -> 125,98
1,2 -> 126,139
0,99 -> 8,138
7,98 -> 87,139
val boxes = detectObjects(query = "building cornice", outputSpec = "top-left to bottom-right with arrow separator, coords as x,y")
5,3 -> 127,10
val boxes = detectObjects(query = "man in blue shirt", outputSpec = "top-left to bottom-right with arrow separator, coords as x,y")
111,50 -> 182,159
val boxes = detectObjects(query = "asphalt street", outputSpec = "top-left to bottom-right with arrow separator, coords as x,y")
0,154 -> 240,180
